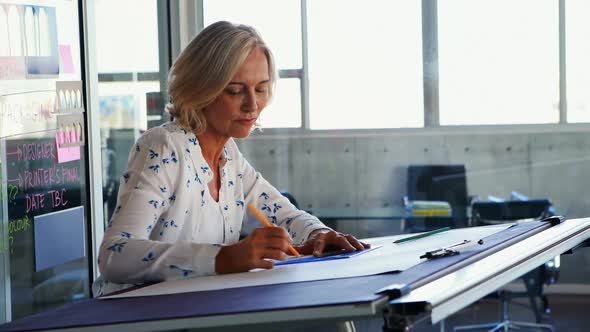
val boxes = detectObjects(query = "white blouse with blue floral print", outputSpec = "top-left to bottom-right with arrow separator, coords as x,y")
93,121 -> 328,296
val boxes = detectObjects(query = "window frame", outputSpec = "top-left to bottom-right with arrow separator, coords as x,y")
181,0 -> 572,132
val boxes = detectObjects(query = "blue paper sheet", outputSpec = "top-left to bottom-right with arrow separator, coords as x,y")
275,245 -> 381,266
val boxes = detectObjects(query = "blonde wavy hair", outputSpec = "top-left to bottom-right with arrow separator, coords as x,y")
166,21 -> 276,135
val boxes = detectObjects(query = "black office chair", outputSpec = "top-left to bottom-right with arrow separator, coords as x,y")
454,199 -> 558,332
280,191 -> 300,209
403,164 -> 469,233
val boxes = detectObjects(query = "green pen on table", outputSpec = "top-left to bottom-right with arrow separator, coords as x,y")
393,227 -> 451,244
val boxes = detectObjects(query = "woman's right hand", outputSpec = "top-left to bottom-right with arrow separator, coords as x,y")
215,227 -> 292,274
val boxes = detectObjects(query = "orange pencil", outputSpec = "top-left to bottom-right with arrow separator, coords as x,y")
247,204 -> 301,257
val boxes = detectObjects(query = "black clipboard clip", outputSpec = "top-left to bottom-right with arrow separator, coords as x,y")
420,239 -> 484,259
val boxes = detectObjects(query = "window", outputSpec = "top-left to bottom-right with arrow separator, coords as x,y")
566,0 -> 590,123
94,0 -> 166,225
261,78 -> 302,128
307,0 -> 423,129
438,0 -> 559,125
204,0 -> 302,128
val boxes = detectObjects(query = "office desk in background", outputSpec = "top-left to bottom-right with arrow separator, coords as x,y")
309,207 -> 409,220
1,218 -> 589,332
309,207 -> 457,233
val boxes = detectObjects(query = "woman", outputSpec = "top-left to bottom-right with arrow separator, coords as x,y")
94,21 -> 368,296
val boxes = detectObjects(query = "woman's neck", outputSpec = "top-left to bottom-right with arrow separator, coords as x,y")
197,131 -> 229,168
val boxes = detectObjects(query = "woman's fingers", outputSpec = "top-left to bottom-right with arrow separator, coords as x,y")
216,227 -> 296,273
251,227 -> 292,252
252,248 -> 290,270
269,237 -> 291,251
255,259 -> 274,270
312,236 -> 327,256
344,234 -> 368,250
293,242 -> 315,255
333,233 -> 357,252
311,231 -> 369,255
260,248 -> 287,262
312,232 -> 355,255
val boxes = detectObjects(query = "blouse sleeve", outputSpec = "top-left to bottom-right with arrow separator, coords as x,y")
235,145 -> 330,245
98,129 -> 221,284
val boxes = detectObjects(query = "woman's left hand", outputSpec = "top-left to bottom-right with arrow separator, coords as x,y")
294,229 -> 370,257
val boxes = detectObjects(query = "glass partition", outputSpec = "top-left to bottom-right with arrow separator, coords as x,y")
0,0 -> 89,321
93,0 -> 168,227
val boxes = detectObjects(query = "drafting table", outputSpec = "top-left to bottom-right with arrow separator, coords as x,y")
1,217 -> 589,332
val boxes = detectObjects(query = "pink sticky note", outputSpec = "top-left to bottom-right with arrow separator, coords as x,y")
55,130 -> 80,163
59,45 -> 75,74
0,56 -> 26,80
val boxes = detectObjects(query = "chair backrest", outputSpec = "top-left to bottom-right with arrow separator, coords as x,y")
280,191 -> 300,209
406,164 -> 469,229
471,199 -> 552,225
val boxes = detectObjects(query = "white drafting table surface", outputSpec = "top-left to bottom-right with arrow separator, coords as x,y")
386,217 -> 590,328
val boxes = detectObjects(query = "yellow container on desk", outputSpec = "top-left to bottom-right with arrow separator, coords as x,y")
406,200 -> 452,217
